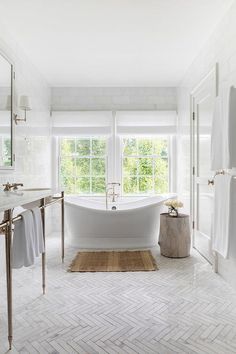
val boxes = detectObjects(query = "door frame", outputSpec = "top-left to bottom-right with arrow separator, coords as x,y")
190,63 -> 219,262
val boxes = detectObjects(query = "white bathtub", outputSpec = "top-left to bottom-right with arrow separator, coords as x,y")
65,194 -> 176,249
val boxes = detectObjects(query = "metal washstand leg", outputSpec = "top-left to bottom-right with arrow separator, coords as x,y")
5,209 -> 13,350
61,191 -> 65,263
41,198 -> 46,295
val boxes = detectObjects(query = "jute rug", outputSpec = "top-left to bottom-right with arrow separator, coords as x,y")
69,250 -> 158,272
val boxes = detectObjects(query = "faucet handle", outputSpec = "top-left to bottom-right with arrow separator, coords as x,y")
3,182 -> 12,191
3,182 -> 24,191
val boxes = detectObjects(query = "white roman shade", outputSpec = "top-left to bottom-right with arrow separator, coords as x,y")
52,110 -> 177,136
52,111 -> 112,136
116,110 -> 177,135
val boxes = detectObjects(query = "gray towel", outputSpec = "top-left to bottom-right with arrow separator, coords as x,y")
31,207 -> 45,257
12,210 -> 35,268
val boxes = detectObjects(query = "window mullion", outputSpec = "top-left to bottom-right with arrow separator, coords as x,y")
152,156 -> 155,195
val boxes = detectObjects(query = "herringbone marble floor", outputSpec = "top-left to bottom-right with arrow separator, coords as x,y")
1,235 -> 236,354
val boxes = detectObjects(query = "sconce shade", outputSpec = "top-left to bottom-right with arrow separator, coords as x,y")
19,95 -> 32,111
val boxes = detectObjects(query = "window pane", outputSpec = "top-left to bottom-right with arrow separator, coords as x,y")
122,137 -> 169,195
61,139 -> 75,155
123,157 -> 138,176
60,157 -> 74,176
154,158 -> 168,193
92,177 -> 106,193
76,158 -> 90,176
123,177 -> 137,194
3,138 -> 11,166
153,139 -> 168,157
139,177 -> 153,193
138,139 -> 153,155
91,158 -> 105,176
92,139 -> 106,156
75,177 -> 90,193
138,158 -> 153,175
76,139 -> 90,155
60,137 -> 107,195
123,138 -> 137,155
61,176 -> 75,194
155,177 -> 168,193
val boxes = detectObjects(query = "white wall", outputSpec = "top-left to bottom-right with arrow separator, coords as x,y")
0,23 -> 52,274
0,23 -> 52,188
51,87 -> 177,111
177,1 -> 236,288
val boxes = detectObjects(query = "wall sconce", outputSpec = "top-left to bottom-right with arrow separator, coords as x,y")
14,95 -> 32,124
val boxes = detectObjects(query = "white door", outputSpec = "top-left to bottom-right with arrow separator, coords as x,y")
191,67 -> 218,263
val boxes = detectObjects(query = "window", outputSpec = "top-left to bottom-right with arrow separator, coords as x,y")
0,137 -> 11,166
122,137 -> 169,194
60,137 -> 107,194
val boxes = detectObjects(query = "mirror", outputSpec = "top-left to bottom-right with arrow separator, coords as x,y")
0,52 -> 14,169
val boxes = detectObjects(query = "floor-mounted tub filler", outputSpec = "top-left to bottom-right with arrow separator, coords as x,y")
65,194 -> 176,249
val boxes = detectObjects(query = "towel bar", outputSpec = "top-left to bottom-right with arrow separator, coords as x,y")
0,196 -> 64,229
208,170 -> 236,186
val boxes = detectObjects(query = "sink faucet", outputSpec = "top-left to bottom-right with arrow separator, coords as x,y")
105,182 -> 120,209
3,182 -> 24,192
12,183 -> 24,190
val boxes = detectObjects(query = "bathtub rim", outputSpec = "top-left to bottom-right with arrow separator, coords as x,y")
65,193 -> 177,213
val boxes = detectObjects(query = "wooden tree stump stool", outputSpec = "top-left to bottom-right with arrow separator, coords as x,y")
159,213 -> 190,258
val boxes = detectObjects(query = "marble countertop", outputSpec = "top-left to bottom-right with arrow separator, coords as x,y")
0,188 -> 62,213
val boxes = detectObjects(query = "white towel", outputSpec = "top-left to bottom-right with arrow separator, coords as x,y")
228,178 -> 236,259
12,210 -> 35,268
212,174 -> 232,258
31,208 -> 45,257
227,86 -> 236,169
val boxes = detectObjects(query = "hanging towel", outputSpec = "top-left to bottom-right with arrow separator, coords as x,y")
13,206 -> 26,217
212,174 -> 232,258
228,178 -> 236,259
12,210 -> 35,268
227,86 -> 236,169
31,207 -> 44,257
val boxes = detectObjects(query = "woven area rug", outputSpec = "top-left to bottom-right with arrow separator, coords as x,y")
69,250 -> 158,272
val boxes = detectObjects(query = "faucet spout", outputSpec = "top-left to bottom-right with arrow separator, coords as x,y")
105,183 -> 120,209
12,183 -> 24,190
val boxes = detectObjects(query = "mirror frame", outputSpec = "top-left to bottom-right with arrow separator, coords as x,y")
0,50 -> 15,170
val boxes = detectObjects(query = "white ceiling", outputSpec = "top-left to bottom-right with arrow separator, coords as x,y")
0,0 -> 234,87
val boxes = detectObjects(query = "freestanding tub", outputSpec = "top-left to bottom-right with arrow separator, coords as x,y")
65,194 -> 176,249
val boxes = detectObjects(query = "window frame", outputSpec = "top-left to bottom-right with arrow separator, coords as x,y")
59,136 -> 108,195
57,134 -> 175,196
120,135 -> 171,196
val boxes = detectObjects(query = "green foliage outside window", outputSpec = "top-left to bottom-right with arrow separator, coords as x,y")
60,136 -> 169,195
122,137 -> 169,194
60,137 -> 107,194
0,138 -> 11,166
